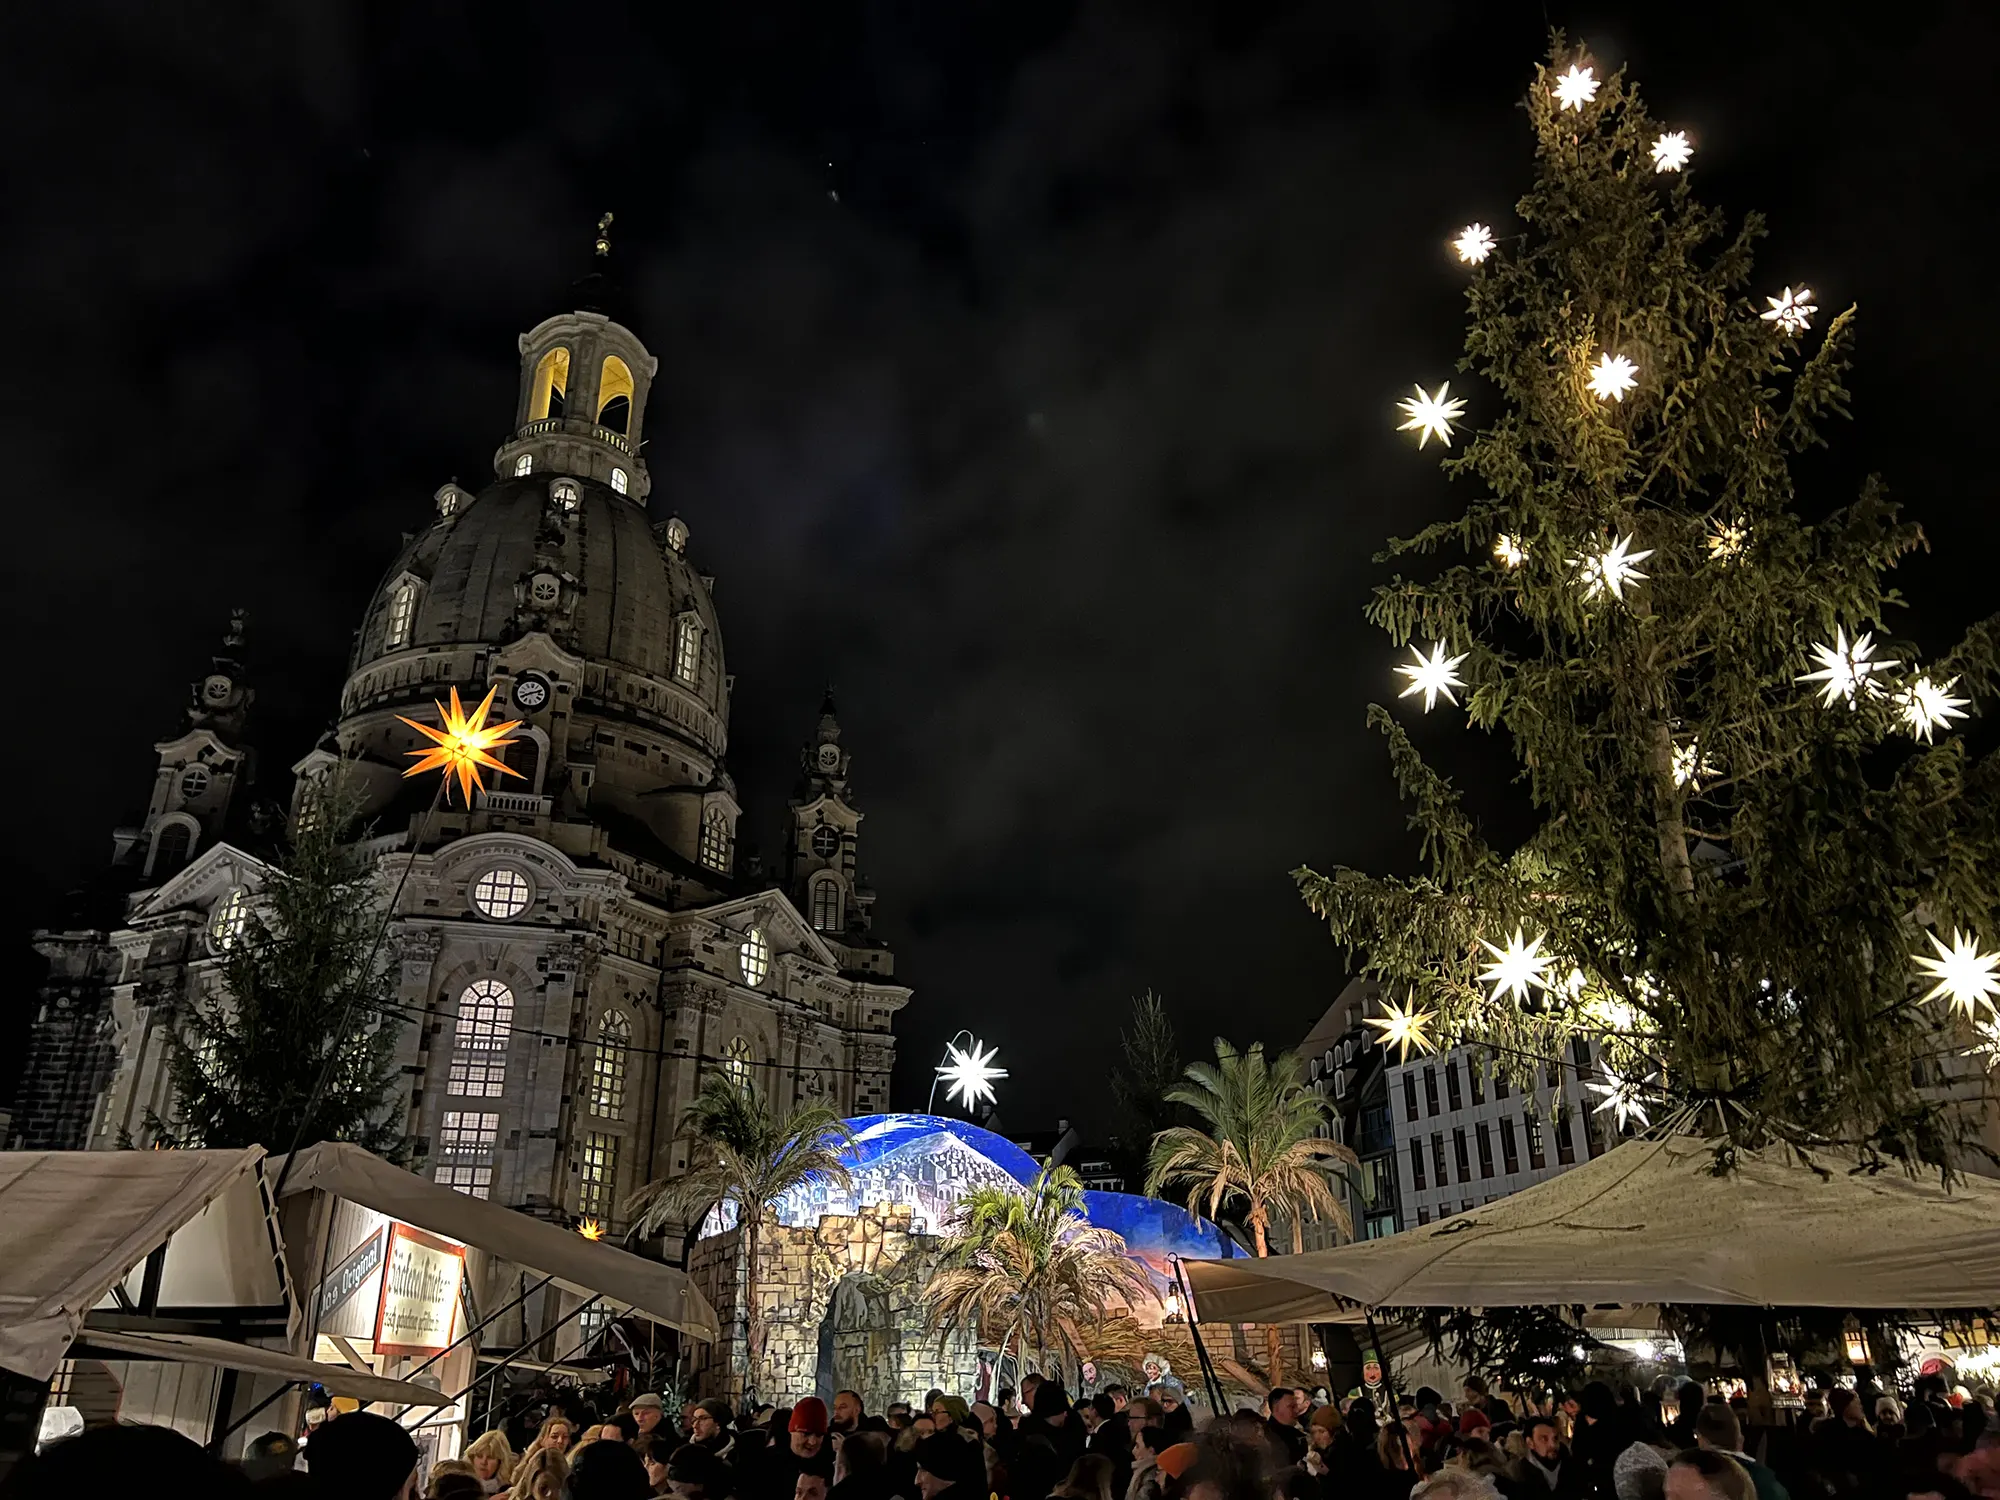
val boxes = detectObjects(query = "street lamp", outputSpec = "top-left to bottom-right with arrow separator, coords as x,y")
928,1029 -> 1006,1114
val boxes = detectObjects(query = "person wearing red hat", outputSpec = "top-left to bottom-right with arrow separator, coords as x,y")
752,1398 -> 836,1500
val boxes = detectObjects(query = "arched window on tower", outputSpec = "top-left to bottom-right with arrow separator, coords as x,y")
529,346 -> 570,421
810,877 -> 843,934
699,806 -> 733,874
447,979 -> 513,1097
385,580 -> 417,650
673,616 -> 703,685
721,1035 -> 755,1089
152,822 -> 192,878
597,356 -> 635,434
586,1011 -> 630,1116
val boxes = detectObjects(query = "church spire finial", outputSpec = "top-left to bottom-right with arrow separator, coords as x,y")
594,211 -> 614,259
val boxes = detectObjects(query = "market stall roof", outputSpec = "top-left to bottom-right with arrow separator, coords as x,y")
274,1143 -> 719,1342
1182,1133 -> 2000,1321
0,1148 -> 271,1382
74,1329 -> 451,1406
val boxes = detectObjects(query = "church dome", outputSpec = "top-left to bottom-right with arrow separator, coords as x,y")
345,471 -> 727,758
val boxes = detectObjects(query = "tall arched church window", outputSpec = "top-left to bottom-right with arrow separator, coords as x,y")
597,356 -> 634,434
721,1035 -> 755,1088
810,878 -> 843,934
673,616 -> 702,685
699,806 -> 733,874
152,822 -> 192,878
587,1011 -> 630,1116
514,454 -> 534,477
385,581 -> 417,650
447,978 -> 513,1097
529,346 -> 570,421
210,887 -> 250,952
739,927 -> 771,987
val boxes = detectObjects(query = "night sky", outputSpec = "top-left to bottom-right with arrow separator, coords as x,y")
7,1 -> 1998,1132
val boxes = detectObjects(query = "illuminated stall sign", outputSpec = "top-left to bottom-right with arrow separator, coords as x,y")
374,1224 -> 465,1357
317,1227 -> 387,1323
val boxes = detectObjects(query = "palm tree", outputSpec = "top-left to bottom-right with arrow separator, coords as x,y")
924,1165 -> 1157,1389
628,1072 -> 854,1392
1144,1038 -> 1355,1389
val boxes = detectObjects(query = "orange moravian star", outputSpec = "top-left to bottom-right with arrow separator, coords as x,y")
398,685 -> 525,804
577,1218 -> 605,1241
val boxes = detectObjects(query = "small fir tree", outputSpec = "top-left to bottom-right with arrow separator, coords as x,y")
162,779 -> 404,1153
1299,42 -> 2000,1169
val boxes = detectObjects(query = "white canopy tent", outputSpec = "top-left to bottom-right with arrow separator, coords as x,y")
0,1148 -> 287,1383
73,1329 -> 449,1407
1182,1133 -> 2000,1322
275,1143 -> 719,1341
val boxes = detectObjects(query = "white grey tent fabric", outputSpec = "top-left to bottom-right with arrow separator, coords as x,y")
1182,1133 -> 2000,1322
78,1329 -> 452,1406
275,1143 -> 719,1341
0,1148 -> 269,1381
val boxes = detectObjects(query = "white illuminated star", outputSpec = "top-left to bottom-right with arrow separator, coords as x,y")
1575,533 -> 1654,602
1913,929 -> 2000,1021
1587,352 -> 1640,402
935,1039 -> 1007,1110
1586,1068 -> 1654,1131
1397,382 -> 1468,449
1650,131 -> 1692,173
1707,518 -> 1748,561
1395,641 -> 1470,712
1453,223 -> 1496,265
1760,286 -> 1817,335
1479,927 -> 1556,1005
1898,675 -> 1970,744
1797,628 -> 1896,708
1672,738 -> 1718,790
1494,533 -> 1529,569
1552,65 -> 1600,112
1365,996 -> 1439,1061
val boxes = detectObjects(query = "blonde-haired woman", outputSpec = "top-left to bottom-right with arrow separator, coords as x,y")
529,1416 -> 575,1459
465,1430 -> 516,1495
508,1448 -> 569,1500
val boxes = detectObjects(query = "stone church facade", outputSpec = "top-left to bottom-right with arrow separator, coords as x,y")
14,274 -> 910,1239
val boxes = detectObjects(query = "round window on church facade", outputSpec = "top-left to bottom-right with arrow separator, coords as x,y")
471,867 -> 532,920
181,766 -> 210,800
810,825 -> 839,859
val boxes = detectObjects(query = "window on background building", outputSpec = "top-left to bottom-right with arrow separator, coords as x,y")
1469,1058 -> 1485,1105
1556,1111 -> 1576,1165
586,1012 -> 629,1116
152,822 -> 192,876
514,453 -> 534,477
739,927 -> 771,987
1432,1133 -> 1447,1186
577,1131 -> 618,1217
210,888 -> 250,952
435,1111 -> 499,1199
1526,1112 -> 1546,1169
1403,1073 -> 1419,1123
1364,1215 -> 1395,1240
610,468 -> 628,495
1545,1058 -> 1561,1089
471,867 -> 532,920
674,616 -> 703,684
577,1301 -> 611,1353
1500,1115 -> 1519,1173
447,979 -> 513,1097
1446,1059 -> 1462,1111
1409,1139 -> 1427,1191
1416,1206 -> 1431,1225
699,806 -> 732,873
1452,1128 -> 1470,1182
1423,1066 -> 1439,1116
385,581 -> 416,650
1494,1067 -> 1510,1100
721,1035 -> 755,1089
180,766 -> 210,800
1572,1036 -> 1594,1074
810,879 -> 843,933
1477,1121 -> 1494,1178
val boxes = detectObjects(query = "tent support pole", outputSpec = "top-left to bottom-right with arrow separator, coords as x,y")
1171,1257 -> 1229,1418
1363,1306 -> 1417,1474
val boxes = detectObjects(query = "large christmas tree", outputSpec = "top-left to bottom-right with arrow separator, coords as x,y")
1299,43 -> 2000,1169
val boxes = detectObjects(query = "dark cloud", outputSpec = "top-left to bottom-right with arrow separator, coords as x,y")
7,0 -> 1999,1131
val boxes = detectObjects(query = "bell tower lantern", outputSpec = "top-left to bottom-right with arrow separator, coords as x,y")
492,214 -> 657,502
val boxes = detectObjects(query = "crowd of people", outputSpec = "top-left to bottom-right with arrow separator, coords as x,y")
5,1369 -> 1997,1500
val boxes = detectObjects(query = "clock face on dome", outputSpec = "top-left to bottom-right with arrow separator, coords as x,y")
512,673 -> 552,712
816,743 -> 841,771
